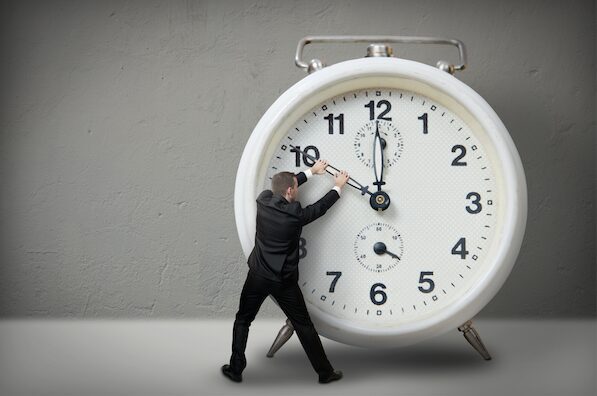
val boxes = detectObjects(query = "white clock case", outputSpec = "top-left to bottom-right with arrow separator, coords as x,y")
234,57 -> 527,348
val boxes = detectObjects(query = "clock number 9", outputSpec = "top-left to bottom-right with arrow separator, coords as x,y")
290,145 -> 320,167
370,283 -> 388,305
364,100 -> 392,121
418,271 -> 435,293
466,192 -> 482,214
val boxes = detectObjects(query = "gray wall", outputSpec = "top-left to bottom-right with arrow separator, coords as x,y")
0,0 -> 594,318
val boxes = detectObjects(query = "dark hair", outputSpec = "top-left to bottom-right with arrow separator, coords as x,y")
271,171 -> 296,196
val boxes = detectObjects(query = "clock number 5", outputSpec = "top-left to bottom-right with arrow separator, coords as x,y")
326,271 -> 342,293
418,271 -> 435,293
370,283 -> 387,305
466,192 -> 482,214
365,100 -> 392,121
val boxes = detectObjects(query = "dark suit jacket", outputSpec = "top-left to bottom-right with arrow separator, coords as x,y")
247,171 -> 340,283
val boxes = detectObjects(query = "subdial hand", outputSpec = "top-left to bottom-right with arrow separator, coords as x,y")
289,144 -> 372,196
373,241 -> 401,260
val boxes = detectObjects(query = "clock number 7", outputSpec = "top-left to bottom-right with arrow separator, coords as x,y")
326,271 -> 342,293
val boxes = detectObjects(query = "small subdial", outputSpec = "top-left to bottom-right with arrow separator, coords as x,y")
353,120 -> 404,168
354,222 -> 404,273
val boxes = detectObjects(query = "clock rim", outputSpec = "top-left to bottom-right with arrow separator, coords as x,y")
234,57 -> 527,347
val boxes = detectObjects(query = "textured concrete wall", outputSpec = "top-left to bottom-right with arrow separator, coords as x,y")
0,0 -> 594,318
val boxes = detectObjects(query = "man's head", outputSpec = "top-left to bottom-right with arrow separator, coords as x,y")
272,171 -> 298,202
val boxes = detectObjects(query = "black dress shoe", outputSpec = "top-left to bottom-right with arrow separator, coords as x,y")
221,364 -> 242,382
319,369 -> 343,384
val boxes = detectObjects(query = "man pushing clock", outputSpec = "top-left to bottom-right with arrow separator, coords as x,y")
222,159 -> 349,384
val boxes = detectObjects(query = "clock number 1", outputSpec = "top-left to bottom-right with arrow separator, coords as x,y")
418,113 -> 428,134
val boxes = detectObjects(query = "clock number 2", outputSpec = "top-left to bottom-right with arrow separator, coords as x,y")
326,271 -> 342,293
370,283 -> 388,305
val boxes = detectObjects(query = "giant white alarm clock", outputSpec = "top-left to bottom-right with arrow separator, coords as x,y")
234,36 -> 527,357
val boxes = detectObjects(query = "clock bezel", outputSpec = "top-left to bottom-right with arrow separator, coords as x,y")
234,57 -> 527,347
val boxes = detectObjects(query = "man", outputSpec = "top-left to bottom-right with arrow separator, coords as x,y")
222,159 -> 349,384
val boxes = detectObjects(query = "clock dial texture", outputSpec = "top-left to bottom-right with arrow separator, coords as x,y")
263,88 -> 498,328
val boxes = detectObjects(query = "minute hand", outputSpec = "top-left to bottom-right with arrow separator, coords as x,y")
289,145 -> 372,196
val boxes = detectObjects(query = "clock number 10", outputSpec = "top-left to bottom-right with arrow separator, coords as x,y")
290,145 -> 320,167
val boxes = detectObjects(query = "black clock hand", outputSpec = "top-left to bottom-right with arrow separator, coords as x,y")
372,120 -> 386,192
373,242 -> 401,260
289,144 -> 372,196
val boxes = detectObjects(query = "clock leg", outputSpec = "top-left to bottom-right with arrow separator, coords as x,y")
266,318 -> 294,357
458,320 -> 492,360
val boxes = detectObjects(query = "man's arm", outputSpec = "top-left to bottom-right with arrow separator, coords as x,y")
297,189 -> 340,226
294,168 -> 313,187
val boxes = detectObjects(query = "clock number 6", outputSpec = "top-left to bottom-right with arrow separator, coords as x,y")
370,283 -> 387,305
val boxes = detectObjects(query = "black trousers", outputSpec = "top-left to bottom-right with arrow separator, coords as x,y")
229,269 -> 334,377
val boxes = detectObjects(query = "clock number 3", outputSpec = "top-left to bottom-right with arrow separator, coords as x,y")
466,192 -> 482,214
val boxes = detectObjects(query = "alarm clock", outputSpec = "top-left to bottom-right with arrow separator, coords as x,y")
234,36 -> 527,355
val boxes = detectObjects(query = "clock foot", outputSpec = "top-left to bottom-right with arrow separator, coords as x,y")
458,320 -> 492,360
266,318 -> 294,358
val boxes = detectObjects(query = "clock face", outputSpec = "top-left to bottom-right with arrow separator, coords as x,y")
262,87 -> 499,328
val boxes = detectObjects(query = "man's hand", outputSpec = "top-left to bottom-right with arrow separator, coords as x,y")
310,159 -> 329,175
334,170 -> 349,189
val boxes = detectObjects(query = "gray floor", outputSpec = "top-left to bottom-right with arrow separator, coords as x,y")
0,318 -> 595,396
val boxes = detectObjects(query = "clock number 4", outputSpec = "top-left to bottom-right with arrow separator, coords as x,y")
365,100 -> 392,121
451,237 -> 469,259
326,271 -> 342,293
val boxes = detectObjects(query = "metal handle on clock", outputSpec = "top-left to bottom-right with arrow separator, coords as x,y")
295,35 -> 467,74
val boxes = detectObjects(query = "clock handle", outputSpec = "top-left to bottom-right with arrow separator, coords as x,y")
458,320 -> 492,360
295,35 -> 467,75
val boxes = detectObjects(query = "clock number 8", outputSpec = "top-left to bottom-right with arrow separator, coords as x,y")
298,237 -> 307,259
370,283 -> 387,305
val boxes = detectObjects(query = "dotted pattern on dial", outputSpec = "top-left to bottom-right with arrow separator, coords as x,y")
263,88 -> 497,328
